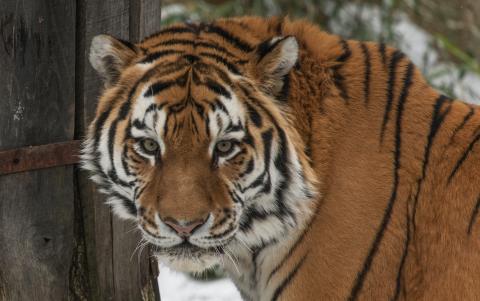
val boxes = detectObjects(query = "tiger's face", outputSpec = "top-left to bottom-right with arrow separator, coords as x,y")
82,21 -> 316,273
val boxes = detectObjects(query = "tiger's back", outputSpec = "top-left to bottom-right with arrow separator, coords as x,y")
251,16 -> 480,300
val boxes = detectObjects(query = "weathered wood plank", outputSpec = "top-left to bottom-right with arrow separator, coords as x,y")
76,0 -> 130,299
129,0 -> 163,42
0,1 -> 76,300
113,2 -> 163,300
76,0 -> 161,300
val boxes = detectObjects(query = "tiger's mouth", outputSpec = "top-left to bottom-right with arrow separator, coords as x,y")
152,241 -> 225,257
151,240 -> 229,273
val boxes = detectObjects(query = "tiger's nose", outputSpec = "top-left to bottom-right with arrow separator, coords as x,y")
164,218 -> 207,237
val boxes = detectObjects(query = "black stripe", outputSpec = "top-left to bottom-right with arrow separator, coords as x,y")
278,73 -> 290,103
392,197 -> 411,301
148,38 -> 244,66
144,26 -> 194,41
90,87 -> 132,180
228,189 -> 243,205
256,37 -> 286,62
251,247 -> 261,288
239,158 -> 255,178
337,39 -> 352,63
412,95 -> 452,232
379,42 -> 387,66
448,130 -> 480,183
333,39 -> 352,102
249,238 -> 278,289
92,110 -> 112,179
117,38 -> 137,52
111,192 -> 137,216
243,128 -> 254,147
273,128 -> 294,220
360,42 -> 371,105
266,198 -> 318,285
147,70 -> 188,99
271,254 -> 308,301
205,24 -> 253,53
190,114 -> 199,136
245,102 -> 263,128
135,184 -> 148,201
241,171 -> 267,194
106,66 -> 160,187
194,41 -> 244,60
349,63 -> 413,301
194,61 -> 234,86
421,95 -> 452,179
204,114 -> 210,138
238,86 -> 297,227
211,98 -> 230,116
468,195 -> 480,235
449,106 -> 475,145
152,61 -> 190,79
200,52 -> 241,75
140,50 -> 183,64
132,119 -> 146,130
239,129 -> 274,195
239,207 -> 270,232
225,122 -> 244,133
381,51 -> 405,144
183,54 -> 199,64
262,129 -> 274,173
152,38 -> 195,47
121,146 -> 133,177
144,81 -> 175,97
205,79 -> 231,99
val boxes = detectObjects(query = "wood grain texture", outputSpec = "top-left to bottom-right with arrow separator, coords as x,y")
76,1 -> 129,298
0,1 -> 162,299
75,0 -> 161,300
0,1 -> 76,300
129,0 -> 163,42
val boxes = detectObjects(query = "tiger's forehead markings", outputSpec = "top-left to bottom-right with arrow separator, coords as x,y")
142,22 -> 255,54
130,21 -> 257,143
137,22 -> 257,80
129,61 -> 246,146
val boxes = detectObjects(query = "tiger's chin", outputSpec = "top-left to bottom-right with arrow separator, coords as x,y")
153,243 -> 222,273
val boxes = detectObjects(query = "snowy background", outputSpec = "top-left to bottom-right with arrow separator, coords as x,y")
158,265 -> 242,301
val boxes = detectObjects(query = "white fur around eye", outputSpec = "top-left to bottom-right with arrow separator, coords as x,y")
133,139 -> 159,166
216,144 -> 241,165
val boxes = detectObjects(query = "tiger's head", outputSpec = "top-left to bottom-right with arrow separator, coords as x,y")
81,19 -> 317,273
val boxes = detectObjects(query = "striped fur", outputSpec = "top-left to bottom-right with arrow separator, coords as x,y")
82,16 -> 480,300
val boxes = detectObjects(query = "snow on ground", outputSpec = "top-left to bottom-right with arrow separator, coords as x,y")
158,265 -> 243,301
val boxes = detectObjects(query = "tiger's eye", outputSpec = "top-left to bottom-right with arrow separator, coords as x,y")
141,138 -> 159,154
216,140 -> 234,155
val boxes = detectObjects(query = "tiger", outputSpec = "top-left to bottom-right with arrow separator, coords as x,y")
81,16 -> 480,300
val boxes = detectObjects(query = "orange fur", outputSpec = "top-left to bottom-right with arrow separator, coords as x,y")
84,16 -> 480,300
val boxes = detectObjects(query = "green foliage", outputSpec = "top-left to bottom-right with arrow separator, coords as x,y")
436,34 -> 480,75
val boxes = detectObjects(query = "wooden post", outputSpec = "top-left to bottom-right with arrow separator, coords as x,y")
0,1 -> 162,300
76,0 -> 162,300
0,1 -> 76,300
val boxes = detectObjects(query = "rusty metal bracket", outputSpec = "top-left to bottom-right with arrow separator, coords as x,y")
0,140 -> 82,176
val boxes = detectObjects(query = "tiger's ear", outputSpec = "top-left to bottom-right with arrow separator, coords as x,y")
255,36 -> 298,100
89,35 -> 140,86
